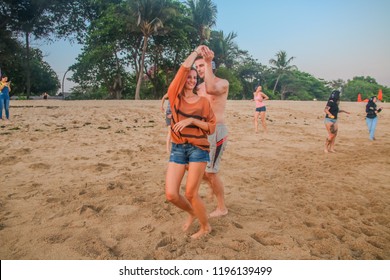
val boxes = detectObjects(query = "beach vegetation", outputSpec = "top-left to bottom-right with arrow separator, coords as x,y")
342,76 -> 389,102
269,51 -> 298,100
1,0 -> 388,101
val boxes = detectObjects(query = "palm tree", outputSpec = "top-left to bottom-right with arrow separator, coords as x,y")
269,50 -> 297,99
209,30 -> 238,69
129,0 -> 176,100
186,0 -> 217,44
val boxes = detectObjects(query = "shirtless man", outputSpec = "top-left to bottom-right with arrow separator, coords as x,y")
195,47 -> 229,218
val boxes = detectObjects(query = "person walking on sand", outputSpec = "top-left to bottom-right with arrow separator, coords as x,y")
0,74 -> 11,122
253,85 -> 269,133
165,46 -> 216,239
194,46 -> 229,218
365,96 -> 383,141
323,90 -> 350,153
161,93 -> 172,153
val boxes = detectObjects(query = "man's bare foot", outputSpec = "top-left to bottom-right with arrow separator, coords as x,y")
324,149 -> 329,153
182,215 -> 195,232
329,149 -> 336,153
191,225 -> 211,239
209,208 -> 228,218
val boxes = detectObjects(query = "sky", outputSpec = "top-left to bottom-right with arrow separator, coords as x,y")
38,0 -> 390,92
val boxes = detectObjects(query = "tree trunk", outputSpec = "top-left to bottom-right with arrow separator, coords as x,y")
272,74 -> 280,99
280,85 -> 289,100
25,32 -> 31,99
113,52 -> 122,99
135,35 -> 149,100
112,74 -> 123,99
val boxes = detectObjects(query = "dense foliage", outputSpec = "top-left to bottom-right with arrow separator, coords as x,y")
1,0 -> 388,101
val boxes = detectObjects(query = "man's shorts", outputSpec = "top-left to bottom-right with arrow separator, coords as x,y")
206,124 -> 228,173
165,114 -> 171,126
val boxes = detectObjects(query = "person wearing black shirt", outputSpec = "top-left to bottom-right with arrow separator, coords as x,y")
323,90 -> 350,153
365,96 -> 383,140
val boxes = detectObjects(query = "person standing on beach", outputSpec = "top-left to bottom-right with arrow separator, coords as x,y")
253,85 -> 269,133
165,46 -> 216,239
0,74 -> 11,121
365,96 -> 383,141
194,46 -> 229,218
323,90 -> 350,153
161,93 -> 172,153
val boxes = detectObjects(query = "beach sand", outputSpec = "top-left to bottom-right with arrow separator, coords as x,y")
0,99 -> 389,260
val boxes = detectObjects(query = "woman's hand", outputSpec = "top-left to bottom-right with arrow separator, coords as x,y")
172,118 -> 193,132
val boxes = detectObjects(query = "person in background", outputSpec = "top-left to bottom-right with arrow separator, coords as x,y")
0,74 -> 11,121
165,45 -> 216,239
253,85 -> 269,133
365,96 -> 383,141
323,90 -> 350,153
161,93 -> 172,153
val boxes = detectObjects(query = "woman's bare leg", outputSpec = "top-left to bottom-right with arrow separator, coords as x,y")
254,111 -> 260,133
185,162 -> 211,239
329,123 -> 338,152
165,162 -> 195,231
260,111 -> 267,133
324,122 -> 337,153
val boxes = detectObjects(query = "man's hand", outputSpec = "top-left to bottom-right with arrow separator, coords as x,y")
201,46 -> 214,63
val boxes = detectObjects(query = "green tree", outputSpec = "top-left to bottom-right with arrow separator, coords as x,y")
342,76 -> 386,101
186,0 -> 217,44
2,0 -> 89,98
235,55 -> 266,99
70,4 -> 129,99
269,50 -> 297,99
208,30 -> 239,69
129,0 -> 178,100
276,70 -> 329,101
215,67 -> 242,100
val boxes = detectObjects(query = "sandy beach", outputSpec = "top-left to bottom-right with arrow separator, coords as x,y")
0,99 -> 389,260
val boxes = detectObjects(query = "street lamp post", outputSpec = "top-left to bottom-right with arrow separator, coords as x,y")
62,68 -> 70,97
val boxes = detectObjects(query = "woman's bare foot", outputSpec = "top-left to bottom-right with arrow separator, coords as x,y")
209,208 -> 228,218
191,225 -> 212,239
182,215 -> 195,232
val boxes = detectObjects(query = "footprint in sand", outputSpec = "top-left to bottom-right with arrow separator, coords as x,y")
140,224 -> 155,233
1,155 -> 18,165
155,236 -> 176,249
79,204 -> 103,215
29,162 -> 51,170
250,231 -> 282,246
42,233 -> 70,244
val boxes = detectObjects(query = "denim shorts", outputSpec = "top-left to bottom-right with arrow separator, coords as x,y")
324,117 -> 337,124
169,143 -> 210,164
256,106 -> 266,112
